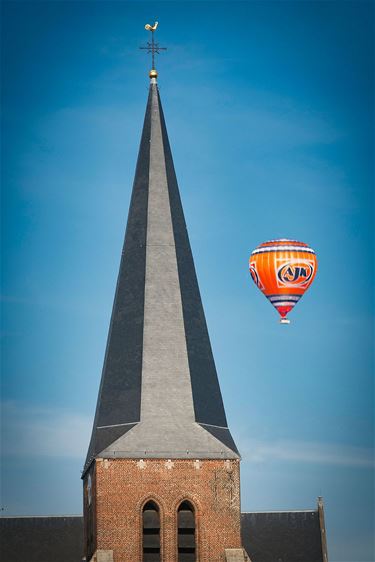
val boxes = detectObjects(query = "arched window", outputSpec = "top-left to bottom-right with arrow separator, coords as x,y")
142,501 -> 161,562
177,501 -> 196,561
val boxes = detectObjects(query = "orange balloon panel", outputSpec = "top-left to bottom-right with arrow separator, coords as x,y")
249,239 -> 317,323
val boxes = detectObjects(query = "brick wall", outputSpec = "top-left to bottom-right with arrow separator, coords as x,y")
84,458 -> 242,562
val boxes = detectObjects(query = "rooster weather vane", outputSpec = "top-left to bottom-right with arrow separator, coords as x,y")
140,21 -> 167,76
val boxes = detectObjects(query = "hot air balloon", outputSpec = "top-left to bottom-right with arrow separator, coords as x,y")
249,239 -> 317,324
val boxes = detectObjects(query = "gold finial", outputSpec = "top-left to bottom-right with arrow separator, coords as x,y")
140,21 -> 167,79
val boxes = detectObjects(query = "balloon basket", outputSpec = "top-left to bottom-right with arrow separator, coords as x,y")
280,318 -> 290,325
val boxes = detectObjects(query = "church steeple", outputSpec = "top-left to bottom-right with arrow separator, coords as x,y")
84,60 -> 238,474
82,30 -> 244,562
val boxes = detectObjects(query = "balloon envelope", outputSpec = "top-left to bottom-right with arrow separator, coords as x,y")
249,239 -> 317,323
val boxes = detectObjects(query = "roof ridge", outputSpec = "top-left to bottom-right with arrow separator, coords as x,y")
0,514 -> 83,519
241,509 -> 318,514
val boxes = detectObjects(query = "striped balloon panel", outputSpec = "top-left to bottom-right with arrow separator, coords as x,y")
249,239 -> 317,320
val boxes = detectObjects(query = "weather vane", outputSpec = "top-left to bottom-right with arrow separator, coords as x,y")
140,21 -> 167,78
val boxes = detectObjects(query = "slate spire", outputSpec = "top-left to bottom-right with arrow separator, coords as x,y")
84,75 -> 239,472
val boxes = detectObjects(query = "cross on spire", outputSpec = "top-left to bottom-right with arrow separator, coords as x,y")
140,21 -> 167,77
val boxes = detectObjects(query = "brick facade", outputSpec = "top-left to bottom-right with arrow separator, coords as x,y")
83,458 -> 242,562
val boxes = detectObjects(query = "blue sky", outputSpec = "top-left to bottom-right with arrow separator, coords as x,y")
1,1 -> 374,560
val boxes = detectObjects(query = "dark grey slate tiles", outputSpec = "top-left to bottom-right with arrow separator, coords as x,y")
241,511 -> 324,562
0,517 -> 83,562
85,82 -> 238,470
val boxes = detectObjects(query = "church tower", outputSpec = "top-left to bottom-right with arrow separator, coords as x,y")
83,29 -> 244,562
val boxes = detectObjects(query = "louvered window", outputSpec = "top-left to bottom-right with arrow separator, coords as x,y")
143,501 -> 161,562
177,501 -> 196,562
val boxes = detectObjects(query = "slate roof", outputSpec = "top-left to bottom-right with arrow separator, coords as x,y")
241,511 -> 325,562
0,516 -> 83,562
0,509 -> 326,562
84,77 -> 239,472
